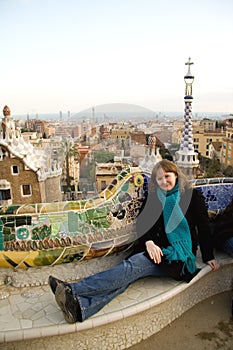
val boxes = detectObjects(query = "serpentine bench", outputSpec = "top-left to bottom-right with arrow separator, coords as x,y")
0,176 -> 233,349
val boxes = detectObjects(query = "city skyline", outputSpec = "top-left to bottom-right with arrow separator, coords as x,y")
0,0 -> 232,115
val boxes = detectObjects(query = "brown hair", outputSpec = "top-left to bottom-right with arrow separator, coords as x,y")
149,159 -> 192,193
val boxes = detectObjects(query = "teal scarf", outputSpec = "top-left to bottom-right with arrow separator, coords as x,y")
157,184 -> 197,275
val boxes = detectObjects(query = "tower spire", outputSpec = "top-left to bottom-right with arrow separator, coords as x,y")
91,106 -> 95,129
175,58 -> 199,179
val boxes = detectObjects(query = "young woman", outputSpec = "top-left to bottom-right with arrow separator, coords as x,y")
49,160 -> 219,323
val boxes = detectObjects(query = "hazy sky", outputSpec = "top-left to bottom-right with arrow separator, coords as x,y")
0,0 -> 232,116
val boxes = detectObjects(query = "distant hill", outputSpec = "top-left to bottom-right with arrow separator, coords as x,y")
71,103 -> 157,121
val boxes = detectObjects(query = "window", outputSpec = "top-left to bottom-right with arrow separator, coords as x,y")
12,165 -> 19,174
0,189 -> 11,200
101,180 -> 106,190
22,184 -> 32,196
35,125 -> 41,132
0,149 -> 7,161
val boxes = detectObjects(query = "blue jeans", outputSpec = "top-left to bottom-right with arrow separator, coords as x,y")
221,237 -> 233,257
70,252 -> 167,321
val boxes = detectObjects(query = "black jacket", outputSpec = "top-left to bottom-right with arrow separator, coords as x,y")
212,198 -> 233,249
133,187 -> 215,281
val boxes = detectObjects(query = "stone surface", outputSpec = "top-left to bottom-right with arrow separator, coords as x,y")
0,251 -> 232,349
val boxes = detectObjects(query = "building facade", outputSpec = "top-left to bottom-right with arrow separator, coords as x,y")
0,106 -> 62,206
95,161 -> 125,192
220,119 -> 233,168
193,126 -> 224,157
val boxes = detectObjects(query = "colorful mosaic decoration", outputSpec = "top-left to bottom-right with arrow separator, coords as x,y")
192,177 -> 233,210
0,168 -> 233,269
0,167 -> 149,269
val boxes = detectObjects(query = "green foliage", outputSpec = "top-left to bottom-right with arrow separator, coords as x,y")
63,139 -> 80,192
160,148 -> 173,160
204,154 -> 221,178
223,165 -> 233,177
21,128 -> 34,132
81,162 -> 96,185
94,152 -> 115,163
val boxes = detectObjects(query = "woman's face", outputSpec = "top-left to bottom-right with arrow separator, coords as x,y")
155,167 -> 177,191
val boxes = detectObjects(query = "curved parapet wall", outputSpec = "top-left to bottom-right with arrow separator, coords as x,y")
0,169 -> 233,269
191,177 -> 233,210
0,167 -> 150,268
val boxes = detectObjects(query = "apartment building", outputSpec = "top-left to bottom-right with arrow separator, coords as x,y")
193,126 -> 224,157
220,119 -> 233,167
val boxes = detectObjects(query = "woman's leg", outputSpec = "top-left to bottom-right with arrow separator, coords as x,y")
70,252 -> 166,321
221,237 -> 233,257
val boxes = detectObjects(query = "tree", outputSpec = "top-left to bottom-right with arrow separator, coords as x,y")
63,138 -> 80,194
166,144 -> 180,158
223,165 -> 233,177
205,153 -> 221,178
94,151 -> 115,163
160,148 -> 173,161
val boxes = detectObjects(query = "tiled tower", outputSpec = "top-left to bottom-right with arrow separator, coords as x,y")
175,58 -> 199,179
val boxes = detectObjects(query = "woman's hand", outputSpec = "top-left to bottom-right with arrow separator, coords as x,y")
207,259 -> 220,271
145,240 -> 163,264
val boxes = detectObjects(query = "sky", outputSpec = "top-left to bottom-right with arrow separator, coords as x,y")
0,0 -> 232,116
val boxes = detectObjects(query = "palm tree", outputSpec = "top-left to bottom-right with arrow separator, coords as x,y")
62,138 -> 80,196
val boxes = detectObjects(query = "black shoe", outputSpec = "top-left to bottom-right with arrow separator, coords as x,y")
183,268 -> 201,283
48,275 -> 65,294
55,282 -> 82,323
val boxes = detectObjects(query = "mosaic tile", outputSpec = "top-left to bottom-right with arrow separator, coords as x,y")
0,170 -> 232,269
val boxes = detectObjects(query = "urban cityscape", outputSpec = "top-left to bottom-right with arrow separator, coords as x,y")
1,60 -> 233,206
